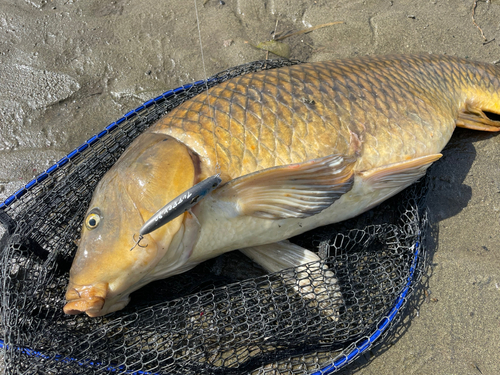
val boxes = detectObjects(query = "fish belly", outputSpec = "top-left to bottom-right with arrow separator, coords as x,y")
189,175 -> 408,261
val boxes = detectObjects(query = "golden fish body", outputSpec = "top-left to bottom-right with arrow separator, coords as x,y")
64,55 -> 500,317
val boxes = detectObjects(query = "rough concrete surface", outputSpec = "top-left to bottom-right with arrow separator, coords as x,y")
1,0 -> 500,374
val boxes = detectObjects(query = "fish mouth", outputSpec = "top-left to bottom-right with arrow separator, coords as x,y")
63,282 -> 108,317
64,282 -> 132,317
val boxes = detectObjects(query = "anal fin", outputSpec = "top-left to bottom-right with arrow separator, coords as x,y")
241,240 -> 343,321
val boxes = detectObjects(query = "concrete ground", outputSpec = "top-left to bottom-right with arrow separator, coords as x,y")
1,0 -> 500,374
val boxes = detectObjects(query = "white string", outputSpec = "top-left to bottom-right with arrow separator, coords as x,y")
193,0 -> 221,173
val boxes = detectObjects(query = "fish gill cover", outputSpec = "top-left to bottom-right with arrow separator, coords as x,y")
0,59 -> 428,374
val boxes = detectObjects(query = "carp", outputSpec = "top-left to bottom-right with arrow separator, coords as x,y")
64,54 -> 500,317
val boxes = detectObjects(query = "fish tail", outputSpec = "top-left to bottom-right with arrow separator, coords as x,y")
456,62 -> 500,132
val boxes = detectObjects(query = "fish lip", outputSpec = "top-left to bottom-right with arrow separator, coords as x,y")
63,295 -> 131,317
63,296 -> 106,317
63,282 -> 108,317
63,283 -> 132,317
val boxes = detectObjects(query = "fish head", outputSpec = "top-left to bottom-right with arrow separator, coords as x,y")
63,133 -> 197,317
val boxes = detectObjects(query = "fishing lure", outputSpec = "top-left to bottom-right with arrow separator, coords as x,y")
130,174 -> 222,250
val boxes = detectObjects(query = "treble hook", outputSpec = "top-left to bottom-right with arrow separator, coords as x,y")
130,234 -> 148,251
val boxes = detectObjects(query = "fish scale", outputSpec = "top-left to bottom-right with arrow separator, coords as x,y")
151,55 -> 485,177
156,63 -> 355,176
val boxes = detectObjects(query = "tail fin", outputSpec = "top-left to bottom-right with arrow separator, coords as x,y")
457,103 -> 500,132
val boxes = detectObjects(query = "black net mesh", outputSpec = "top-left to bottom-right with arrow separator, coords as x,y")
0,59 -> 429,375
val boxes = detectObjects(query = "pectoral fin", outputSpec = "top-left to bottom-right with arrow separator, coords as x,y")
241,240 -> 343,320
216,154 -> 356,220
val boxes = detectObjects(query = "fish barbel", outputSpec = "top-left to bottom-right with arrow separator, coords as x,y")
64,54 -> 500,317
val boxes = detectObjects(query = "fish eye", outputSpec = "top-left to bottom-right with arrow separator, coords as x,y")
85,212 -> 101,230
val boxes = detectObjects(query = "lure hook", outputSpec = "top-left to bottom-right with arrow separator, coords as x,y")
130,234 -> 148,251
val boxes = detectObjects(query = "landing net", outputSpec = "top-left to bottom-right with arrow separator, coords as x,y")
0,59 -> 429,374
